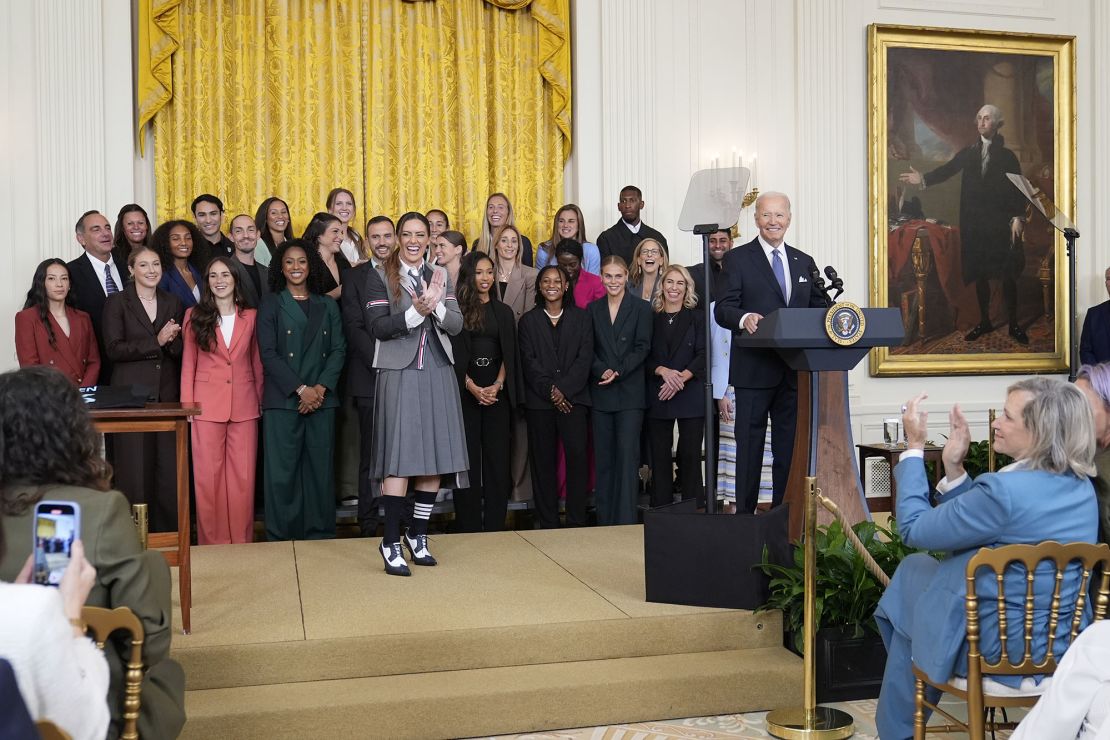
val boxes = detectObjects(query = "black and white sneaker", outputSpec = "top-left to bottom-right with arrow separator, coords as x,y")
403,529 -> 438,566
379,541 -> 411,576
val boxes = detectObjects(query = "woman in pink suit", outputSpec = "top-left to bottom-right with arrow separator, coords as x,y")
181,255 -> 264,544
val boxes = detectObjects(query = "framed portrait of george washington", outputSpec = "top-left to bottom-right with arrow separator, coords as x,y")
867,24 -> 1074,376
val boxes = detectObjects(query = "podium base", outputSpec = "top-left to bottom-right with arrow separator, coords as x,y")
765,706 -> 855,739
643,499 -> 789,610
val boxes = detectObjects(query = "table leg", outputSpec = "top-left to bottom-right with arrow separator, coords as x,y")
175,420 -> 192,635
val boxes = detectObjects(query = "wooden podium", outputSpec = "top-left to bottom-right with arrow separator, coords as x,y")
738,308 -> 904,540
91,403 -> 200,634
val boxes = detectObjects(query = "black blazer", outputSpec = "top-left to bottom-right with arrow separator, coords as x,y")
647,308 -> 706,419
689,260 -> 727,306
232,258 -> 270,310
102,285 -> 184,401
449,299 -> 520,408
517,303 -> 593,410
1080,300 -> 1110,366
715,238 -> 826,389
588,294 -> 653,412
340,261 -> 380,400
596,220 -> 669,265
67,251 -> 128,379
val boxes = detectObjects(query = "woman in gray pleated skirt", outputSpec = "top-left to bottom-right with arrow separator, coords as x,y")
366,211 -> 468,576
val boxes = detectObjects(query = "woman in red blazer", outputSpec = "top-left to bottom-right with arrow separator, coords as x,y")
181,255 -> 264,544
15,258 -> 100,386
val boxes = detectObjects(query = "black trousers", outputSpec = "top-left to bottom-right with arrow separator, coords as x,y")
355,395 -> 379,535
733,383 -> 796,513
647,416 -> 705,508
453,390 -> 512,532
112,430 -> 178,532
525,405 -> 589,529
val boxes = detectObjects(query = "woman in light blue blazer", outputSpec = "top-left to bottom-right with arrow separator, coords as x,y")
876,377 -> 1099,739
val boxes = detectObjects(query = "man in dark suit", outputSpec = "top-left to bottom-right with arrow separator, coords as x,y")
1080,266 -> 1110,365
192,193 -> 235,257
340,260 -> 383,536
596,185 -> 669,265
715,192 -> 827,513
228,213 -> 269,308
899,104 -> 1029,344
66,210 -> 127,382
689,227 -> 734,306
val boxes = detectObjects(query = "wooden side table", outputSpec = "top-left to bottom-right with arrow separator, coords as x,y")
92,403 -> 200,634
856,443 -> 944,513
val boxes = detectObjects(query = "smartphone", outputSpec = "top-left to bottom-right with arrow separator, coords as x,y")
32,501 -> 81,587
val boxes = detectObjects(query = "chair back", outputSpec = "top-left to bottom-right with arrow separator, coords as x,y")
35,720 -> 73,740
965,541 -> 1110,685
82,605 -> 145,740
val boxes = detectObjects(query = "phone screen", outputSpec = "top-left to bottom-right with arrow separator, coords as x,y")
33,501 -> 80,587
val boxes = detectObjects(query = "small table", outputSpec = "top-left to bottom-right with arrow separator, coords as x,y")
856,443 -> 944,513
91,403 -> 200,634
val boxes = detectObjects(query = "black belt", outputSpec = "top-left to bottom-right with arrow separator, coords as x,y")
471,356 -> 499,367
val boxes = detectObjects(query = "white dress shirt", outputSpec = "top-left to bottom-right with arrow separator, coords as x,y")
84,251 -> 125,296
219,312 -> 236,348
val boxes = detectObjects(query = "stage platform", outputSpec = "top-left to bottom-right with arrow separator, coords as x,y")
170,525 -> 802,739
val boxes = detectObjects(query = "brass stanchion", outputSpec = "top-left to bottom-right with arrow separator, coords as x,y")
131,503 -> 149,550
765,477 -> 855,740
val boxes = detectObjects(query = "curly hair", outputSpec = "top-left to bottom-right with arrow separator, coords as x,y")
0,367 -> 112,515
268,238 -> 325,294
533,264 -> 568,307
189,256 -> 249,352
150,220 -> 209,276
457,252 -> 495,331
23,258 -> 75,349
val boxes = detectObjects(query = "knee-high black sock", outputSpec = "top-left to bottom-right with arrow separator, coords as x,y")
412,490 -> 437,536
382,495 -> 404,545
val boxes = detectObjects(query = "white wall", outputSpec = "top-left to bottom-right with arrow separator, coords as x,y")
568,0 -> 1107,445
0,0 -> 142,370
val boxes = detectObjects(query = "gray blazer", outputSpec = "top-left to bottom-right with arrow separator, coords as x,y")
367,262 -> 463,369
232,257 -> 270,309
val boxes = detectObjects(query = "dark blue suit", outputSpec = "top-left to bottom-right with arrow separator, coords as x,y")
1079,300 -> 1110,365
875,457 -> 1098,739
714,237 -> 825,511
158,263 -> 203,309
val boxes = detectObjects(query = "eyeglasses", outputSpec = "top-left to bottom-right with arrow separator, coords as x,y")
640,248 -> 661,257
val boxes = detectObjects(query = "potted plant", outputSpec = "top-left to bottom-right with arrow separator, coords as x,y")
758,517 -> 923,701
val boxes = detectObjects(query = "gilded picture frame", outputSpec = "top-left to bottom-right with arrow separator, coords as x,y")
867,24 -> 1075,376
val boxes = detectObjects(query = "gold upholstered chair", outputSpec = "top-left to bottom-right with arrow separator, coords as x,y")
912,541 -> 1110,739
34,720 -> 72,740
81,605 -> 145,740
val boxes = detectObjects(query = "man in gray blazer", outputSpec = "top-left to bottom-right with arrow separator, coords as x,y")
229,213 -> 270,309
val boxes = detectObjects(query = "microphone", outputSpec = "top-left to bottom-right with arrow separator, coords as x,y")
810,265 -> 833,307
824,266 -> 845,300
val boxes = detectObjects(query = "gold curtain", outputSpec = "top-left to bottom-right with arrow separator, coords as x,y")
136,0 -> 182,155
152,0 -> 570,252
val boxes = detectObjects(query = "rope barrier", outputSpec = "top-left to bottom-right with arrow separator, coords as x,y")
815,493 -> 891,588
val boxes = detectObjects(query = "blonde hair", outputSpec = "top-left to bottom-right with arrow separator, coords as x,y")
651,264 -> 698,312
1007,377 -> 1096,477
476,193 -> 518,256
629,238 -> 668,288
490,224 -> 522,271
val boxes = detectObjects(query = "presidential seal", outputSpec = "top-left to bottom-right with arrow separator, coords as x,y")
825,301 -> 865,346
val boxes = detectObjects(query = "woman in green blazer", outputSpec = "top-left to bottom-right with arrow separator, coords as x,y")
257,239 -> 347,540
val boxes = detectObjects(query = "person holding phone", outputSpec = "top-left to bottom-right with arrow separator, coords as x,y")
0,535 -> 110,740
102,246 -> 185,532
589,255 -> 653,525
0,366 -> 185,739
367,212 -> 467,575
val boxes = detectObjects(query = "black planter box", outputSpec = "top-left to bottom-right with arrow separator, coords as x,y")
788,626 -> 888,702
643,499 -> 791,610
